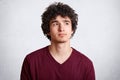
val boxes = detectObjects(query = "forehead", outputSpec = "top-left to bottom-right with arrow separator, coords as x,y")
50,15 -> 71,22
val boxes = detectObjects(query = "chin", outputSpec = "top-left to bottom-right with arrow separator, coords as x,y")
57,41 -> 67,43
55,39 -> 69,43
51,37 -> 70,43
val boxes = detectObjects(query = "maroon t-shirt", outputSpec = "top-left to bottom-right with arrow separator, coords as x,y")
21,46 -> 95,80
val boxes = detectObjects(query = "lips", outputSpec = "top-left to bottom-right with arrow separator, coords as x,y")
58,33 -> 66,37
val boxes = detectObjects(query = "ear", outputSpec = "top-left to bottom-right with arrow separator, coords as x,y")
71,30 -> 74,34
46,33 -> 51,37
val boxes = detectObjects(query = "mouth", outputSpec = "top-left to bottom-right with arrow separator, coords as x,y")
58,33 -> 66,37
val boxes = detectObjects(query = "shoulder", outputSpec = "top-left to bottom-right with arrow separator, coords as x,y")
25,46 -> 49,61
72,48 -> 93,66
72,48 -> 95,79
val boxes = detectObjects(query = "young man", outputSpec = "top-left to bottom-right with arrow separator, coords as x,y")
21,2 -> 95,80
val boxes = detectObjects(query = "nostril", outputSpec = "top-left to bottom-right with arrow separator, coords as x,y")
59,27 -> 64,32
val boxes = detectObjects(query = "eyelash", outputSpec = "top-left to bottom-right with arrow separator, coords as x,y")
65,22 -> 69,25
52,22 -> 69,26
52,23 -> 59,26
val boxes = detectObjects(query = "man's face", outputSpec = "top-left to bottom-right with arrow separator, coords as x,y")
49,15 -> 73,43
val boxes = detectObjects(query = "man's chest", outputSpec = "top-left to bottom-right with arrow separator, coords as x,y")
30,60 -> 85,80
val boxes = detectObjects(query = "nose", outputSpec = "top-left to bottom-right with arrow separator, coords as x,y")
58,23 -> 64,32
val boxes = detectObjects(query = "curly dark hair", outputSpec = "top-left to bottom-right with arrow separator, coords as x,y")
41,2 -> 78,40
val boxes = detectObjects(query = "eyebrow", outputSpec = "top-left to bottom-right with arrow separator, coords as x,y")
50,20 -> 58,24
50,19 -> 71,24
64,20 -> 71,23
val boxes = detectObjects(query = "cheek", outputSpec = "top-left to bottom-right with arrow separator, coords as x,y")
50,29 -> 57,34
49,29 -> 57,36
69,28 -> 74,34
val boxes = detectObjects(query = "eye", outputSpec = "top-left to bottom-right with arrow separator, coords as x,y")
64,21 -> 70,25
65,22 -> 69,25
64,19 -> 71,25
52,22 -> 59,26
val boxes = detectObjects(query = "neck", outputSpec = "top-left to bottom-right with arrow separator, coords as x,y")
48,41 -> 73,64
49,41 -> 71,55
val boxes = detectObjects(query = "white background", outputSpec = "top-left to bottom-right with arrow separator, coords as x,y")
0,0 -> 120,80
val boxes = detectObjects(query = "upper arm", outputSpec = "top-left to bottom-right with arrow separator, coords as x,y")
85,62 -> 95,80
20,56 -> 32,80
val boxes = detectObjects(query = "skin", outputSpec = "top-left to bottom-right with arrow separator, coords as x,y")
48,15 -> 74,64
